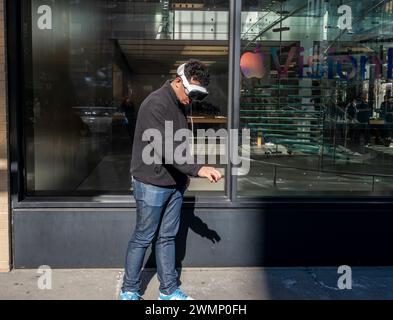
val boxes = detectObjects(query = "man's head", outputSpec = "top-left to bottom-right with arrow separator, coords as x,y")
171,59 -> 210,105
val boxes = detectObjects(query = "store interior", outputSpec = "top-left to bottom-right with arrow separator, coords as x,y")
24,0 -> 393,196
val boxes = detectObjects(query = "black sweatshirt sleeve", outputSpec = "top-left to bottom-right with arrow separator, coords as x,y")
143,100 -> 203,177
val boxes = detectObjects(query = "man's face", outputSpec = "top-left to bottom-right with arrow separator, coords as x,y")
173,76 -> 201,105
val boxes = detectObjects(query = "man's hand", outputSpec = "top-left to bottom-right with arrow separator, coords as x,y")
197,166 -> 222,183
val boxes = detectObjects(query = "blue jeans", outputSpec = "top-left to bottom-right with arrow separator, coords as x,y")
121,177 -> 186,295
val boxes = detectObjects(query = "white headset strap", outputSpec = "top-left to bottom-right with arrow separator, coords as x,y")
177,63 -> 208,94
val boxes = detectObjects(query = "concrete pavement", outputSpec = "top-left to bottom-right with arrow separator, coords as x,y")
0,267 -> 392,300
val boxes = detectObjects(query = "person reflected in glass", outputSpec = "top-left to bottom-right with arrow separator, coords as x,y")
380,95 -> 393,145
380,95 -> 393,123
356,94 -> 372,147
344,97 -> 358,147
345,98 -> 358,123
120,96 -> 136,141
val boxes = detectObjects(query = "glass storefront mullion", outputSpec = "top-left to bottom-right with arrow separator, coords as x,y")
227,0 -> 242,202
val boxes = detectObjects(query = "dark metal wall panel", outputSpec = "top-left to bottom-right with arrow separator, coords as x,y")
12,204 -> 393,268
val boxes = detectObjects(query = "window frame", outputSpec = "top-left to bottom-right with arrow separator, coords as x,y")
7,0 -> 393,209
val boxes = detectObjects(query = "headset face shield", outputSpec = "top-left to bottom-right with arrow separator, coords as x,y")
184,83 -> 209,101
177,63 -> 209,101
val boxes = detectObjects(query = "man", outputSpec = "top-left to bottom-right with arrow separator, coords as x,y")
380,96 -> 393,144
345,98 -> 358,122
120,60 -> 222,300
356,94 -> 372,124
380,96 -> 393,123
120,96 -> 136,141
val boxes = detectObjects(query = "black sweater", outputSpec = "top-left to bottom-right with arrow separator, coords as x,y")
130,80 -> 203,187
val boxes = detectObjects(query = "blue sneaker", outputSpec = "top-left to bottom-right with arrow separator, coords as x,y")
158,288 -> 194,300
119,291 -> 142,300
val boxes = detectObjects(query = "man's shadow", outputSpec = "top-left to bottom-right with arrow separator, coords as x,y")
139,201 -> 221,295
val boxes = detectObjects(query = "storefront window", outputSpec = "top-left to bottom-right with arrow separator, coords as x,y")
238,0 -> 393,196
23,0 -> 229,196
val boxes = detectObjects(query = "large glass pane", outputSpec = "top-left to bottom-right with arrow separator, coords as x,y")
238,0 -> 393,196
23,0 -> 229,196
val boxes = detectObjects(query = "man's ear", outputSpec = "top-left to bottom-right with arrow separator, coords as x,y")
174,76 -> 182,87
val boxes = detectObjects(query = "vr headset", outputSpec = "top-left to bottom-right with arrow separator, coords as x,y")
177,63 -> 209,101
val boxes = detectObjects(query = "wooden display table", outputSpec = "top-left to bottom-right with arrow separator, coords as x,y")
187,115 -> 227,124
369,119 -> 385,125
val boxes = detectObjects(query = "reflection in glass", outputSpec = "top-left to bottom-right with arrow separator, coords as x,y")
239,0 -> 393,196
23,0 -> 229,195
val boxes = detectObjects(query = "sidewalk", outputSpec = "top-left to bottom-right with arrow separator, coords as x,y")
0,267 -> 392,300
